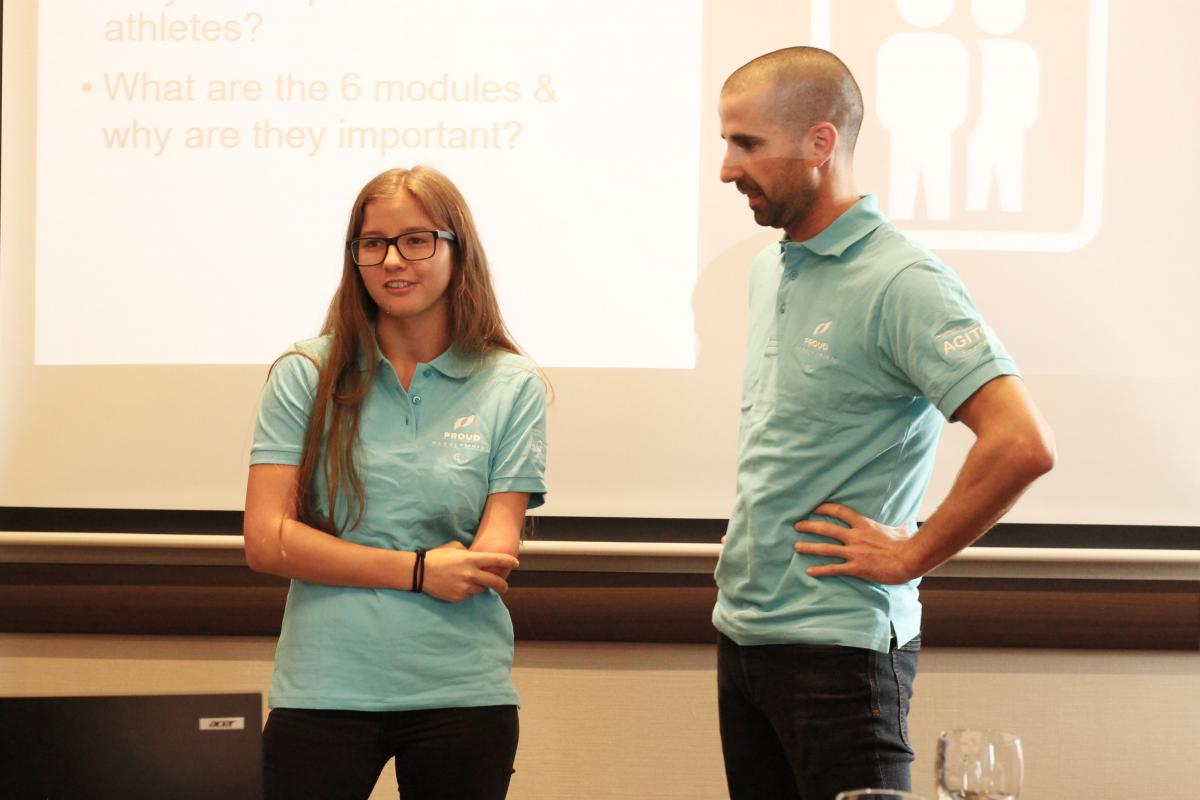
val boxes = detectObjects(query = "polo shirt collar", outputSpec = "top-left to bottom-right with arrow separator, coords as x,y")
428,345 -> 476,379
779,194 -> 885,258
355,330 -> 475,379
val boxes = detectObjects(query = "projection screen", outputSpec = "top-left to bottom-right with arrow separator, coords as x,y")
3,0 -> 1198,527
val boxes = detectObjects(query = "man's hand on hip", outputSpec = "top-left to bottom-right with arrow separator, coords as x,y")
793,503 -> 919,584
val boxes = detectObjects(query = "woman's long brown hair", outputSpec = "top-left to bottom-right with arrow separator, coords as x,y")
292,166 -> 519,535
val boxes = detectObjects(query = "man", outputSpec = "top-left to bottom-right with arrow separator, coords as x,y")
713,46 -> 1055,799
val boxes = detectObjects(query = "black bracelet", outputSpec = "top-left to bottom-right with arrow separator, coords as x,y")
411,547 -> 427,593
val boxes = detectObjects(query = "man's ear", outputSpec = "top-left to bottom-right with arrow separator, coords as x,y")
807,121 -> 839,168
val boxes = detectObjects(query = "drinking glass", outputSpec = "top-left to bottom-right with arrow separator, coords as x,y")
836,791 -> 926,800
935,729 -> 1023,800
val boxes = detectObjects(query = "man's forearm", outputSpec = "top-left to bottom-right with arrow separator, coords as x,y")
901,425 -> 1055,577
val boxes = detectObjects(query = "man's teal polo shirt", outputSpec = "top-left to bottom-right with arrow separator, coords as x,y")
713,195 -> 1018,653
251,336 -> 547,711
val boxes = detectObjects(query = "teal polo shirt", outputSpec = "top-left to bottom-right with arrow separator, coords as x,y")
251,336 -> 547,711
713,195 -> 1018,653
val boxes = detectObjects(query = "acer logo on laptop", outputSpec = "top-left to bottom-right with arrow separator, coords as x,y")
198,716 -> 245,731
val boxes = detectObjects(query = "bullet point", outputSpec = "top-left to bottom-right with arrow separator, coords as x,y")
82,83 -> 93,92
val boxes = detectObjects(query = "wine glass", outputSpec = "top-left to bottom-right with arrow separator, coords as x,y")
836,790 -> 927,800
935,729 -> 1023,800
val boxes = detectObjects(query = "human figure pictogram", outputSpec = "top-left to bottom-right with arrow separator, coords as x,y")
876,0 -> 969,220
965,0 -> 1041,212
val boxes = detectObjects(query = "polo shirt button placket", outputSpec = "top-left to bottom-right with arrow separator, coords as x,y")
779,259 -> 800,317
408,383 -> 422,434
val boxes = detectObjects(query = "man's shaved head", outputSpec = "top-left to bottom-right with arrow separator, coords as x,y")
722,46 -> 864,156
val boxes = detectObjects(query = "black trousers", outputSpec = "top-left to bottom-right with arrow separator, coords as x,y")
718,633 -> 920,800
262,705 -> 519,800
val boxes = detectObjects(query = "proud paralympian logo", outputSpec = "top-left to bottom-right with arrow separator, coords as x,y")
434,413 -> 489,453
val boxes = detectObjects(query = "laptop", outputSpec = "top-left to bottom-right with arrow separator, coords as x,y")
0,692 -> 263,800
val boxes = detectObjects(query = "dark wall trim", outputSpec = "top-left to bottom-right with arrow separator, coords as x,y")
1,563 -> 1197,650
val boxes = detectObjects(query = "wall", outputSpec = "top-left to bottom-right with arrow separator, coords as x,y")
3,634 -> 1196,799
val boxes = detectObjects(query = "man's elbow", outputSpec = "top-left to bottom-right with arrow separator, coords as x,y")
1013,427 -> 1056,481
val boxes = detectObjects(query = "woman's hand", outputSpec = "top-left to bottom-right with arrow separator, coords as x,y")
421,544 -> 518,602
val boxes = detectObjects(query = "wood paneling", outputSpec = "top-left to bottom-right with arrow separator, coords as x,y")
1,564 -> 1197,649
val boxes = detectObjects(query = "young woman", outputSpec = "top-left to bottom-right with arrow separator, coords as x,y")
244,166 -> 547,800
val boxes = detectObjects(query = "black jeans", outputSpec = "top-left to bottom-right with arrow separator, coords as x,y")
262,705 -> 518,800
717,633 -> 919,800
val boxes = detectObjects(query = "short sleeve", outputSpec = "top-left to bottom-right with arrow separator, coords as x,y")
877,261 -> 1020,420
488,371 -> 548,509
250,352 -> 319,466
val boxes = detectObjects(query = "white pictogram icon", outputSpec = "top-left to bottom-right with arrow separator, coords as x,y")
876,0 -> 967,221
966,0 -> 1041,213
811,0 -> 1108,252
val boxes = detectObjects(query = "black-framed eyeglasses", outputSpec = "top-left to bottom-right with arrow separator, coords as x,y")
346,229 -> 456,267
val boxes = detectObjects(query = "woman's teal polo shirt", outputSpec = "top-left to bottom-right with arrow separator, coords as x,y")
251,336 -> 547,711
